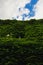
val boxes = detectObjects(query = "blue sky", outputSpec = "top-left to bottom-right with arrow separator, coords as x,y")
0,0 -> 43,20
25,0 -> 38,16
22,0 -> 39,20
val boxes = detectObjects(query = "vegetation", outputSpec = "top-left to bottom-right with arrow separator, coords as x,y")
0,19 -> 43,65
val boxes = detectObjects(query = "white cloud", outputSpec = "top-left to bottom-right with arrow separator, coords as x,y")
31,0 -> 43,19
24,0 -> 43,20
0,0 -> 30,19
0,0 -> 43,20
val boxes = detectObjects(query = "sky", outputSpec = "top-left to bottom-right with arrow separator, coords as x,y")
0,0 -> 43,20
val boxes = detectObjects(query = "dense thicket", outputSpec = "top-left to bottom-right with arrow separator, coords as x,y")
0,19 -> 43,65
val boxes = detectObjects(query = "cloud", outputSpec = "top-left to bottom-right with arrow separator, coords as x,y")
16,0 -> 39,20
24,0 -> 43,20
32,0 -> 43,19
0,0 -> 43,20
0,0 -> 30,19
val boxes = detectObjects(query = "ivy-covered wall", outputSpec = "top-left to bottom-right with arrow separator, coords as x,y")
0,19 -> 43,65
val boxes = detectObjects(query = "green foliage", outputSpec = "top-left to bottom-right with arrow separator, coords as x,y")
0,41 -> 43,65
0,19 -> 43,65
